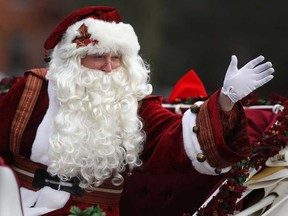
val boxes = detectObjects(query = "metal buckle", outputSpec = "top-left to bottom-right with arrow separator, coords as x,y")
32,169 -> 85,196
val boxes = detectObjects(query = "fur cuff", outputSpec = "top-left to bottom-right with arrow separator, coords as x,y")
182,101 -> 231,175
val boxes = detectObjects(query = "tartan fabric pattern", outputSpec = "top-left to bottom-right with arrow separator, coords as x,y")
219,104 -> 251,155
196,99 -> 232,168
196,97 -> 251,168
9,68 -> 47,155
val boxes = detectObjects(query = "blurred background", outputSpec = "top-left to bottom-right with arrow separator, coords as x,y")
0,0 -> 287,98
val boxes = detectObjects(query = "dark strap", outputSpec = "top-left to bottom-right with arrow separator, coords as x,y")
33,169 -> 85,196
13,164 -> 123,206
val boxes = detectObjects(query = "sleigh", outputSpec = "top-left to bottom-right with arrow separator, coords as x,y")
0,157 -> 23,215
163,100 -> 288,215
162,70 -> 288,215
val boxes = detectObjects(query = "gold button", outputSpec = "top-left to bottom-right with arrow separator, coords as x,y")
192,126 -> 199,133
196,153 -> 206,162
215,168 -> 222,174
190,104 -> 200,113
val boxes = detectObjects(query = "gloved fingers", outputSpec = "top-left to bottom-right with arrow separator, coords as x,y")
255,68 -> 275,80
253,61 -> 273,73
243,55 -> 265,69
227,55 -> 238,71
255,75 -> 274,88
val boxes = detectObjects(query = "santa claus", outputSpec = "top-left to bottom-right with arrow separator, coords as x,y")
0,6 -> 275,216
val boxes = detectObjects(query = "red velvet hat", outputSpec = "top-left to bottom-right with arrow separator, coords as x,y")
44,6 -> 140,60
167,69 -> 208,102
44,6 -> 121,50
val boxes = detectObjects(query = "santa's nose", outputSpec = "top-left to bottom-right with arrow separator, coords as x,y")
101,60 -> 113,72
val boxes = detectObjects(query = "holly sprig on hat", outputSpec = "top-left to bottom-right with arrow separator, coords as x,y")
73,24 -> 98,48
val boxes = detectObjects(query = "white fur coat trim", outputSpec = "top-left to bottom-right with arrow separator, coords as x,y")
182,101 -> 231,175
30,81 -> 59,166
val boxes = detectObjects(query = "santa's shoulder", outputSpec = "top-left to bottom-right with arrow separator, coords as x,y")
141,95 -> 162,102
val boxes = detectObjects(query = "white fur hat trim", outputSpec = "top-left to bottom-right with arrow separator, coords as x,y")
56,18 -> 140,58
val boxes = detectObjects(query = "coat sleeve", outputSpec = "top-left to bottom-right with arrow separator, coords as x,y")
192,89 -> 251,172
139,96 -> 192,173
139,92 -> 251,175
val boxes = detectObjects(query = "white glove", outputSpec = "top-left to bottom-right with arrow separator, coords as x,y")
221,55 -> 274,103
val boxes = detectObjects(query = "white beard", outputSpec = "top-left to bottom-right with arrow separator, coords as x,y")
46,61 -> 151,189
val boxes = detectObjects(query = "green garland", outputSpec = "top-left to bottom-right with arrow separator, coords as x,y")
0,77 -> 20,98
196,93 -> 288,216
69,205 -> 106,216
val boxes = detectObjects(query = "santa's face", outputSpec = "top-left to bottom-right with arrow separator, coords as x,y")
81,53 -> 122,73
46,53 -> 152,189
